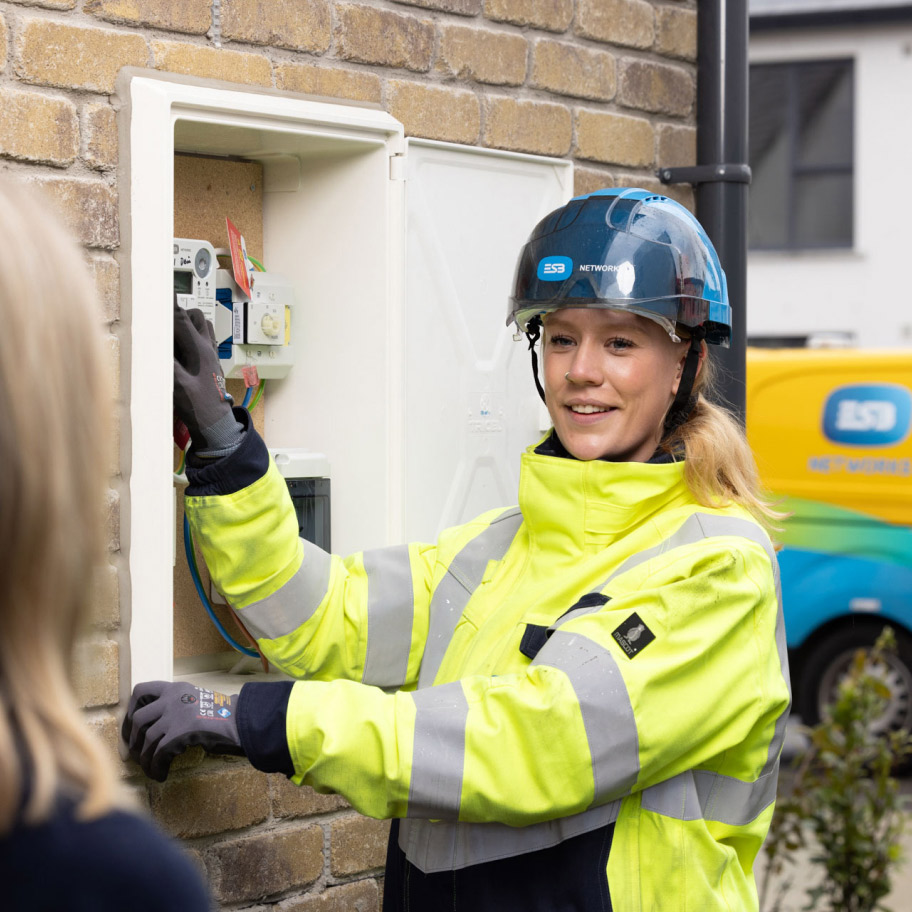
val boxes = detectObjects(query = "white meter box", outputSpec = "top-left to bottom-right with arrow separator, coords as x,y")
121,72 -> 571,686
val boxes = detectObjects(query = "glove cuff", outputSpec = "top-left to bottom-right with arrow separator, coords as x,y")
195,409 -> 245,458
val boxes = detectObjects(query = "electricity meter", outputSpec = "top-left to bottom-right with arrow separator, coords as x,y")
173,238 -> 217,324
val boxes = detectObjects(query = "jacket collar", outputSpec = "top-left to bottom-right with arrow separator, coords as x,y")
519,432 -> 691,554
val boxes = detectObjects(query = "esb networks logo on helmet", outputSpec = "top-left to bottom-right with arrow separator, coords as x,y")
822,384 -> 912,447
537,256 -> 572,281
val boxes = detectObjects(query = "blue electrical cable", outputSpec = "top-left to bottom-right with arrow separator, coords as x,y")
183,513 -> 259,657
242,384 -> 253,409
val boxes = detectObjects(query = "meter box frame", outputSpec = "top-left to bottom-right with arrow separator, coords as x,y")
119,71 -> 572,688
121,72 -> 407,687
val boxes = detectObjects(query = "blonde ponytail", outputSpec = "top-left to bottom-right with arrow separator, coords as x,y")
664,353 -> 784,532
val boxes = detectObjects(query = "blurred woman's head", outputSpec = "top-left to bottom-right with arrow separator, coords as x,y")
0,179 -> 117,830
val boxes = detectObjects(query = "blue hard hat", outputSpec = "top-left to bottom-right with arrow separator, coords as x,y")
508,188 -> 731,346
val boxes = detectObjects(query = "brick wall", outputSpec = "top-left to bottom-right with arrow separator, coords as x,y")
0,1 -> 696,908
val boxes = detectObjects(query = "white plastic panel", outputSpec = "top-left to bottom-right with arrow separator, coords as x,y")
403,140 -> 572,541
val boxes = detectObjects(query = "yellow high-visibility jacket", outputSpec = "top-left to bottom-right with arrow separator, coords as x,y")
186,425 -> 790,912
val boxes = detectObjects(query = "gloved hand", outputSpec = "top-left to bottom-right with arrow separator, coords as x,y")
173,297 -> 242,456
122,681 -> 245,782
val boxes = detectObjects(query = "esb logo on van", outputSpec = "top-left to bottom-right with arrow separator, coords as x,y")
537,256 -> 572,281
822,384 -> 912,447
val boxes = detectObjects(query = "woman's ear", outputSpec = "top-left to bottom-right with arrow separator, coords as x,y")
671,338 -> 706,396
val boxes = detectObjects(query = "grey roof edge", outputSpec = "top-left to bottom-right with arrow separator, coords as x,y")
751,0 -> 912,29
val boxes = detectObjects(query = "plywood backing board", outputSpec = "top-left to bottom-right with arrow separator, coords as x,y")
173,154 -> 266,660
174,154 -> 264,259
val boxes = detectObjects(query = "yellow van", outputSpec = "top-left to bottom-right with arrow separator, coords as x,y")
746,348 -> 912,733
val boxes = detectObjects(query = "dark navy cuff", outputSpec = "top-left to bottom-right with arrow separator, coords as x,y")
185,408 -> 270,496
236,682 -> 296,777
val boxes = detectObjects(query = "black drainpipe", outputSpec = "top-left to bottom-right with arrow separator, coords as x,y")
659,0 -> 751,425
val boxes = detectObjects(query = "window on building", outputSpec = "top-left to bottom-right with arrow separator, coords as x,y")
749,59 -> 854,250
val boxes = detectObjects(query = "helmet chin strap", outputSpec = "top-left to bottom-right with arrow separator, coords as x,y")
663,326 -> 706,436
525,318 -> 547,404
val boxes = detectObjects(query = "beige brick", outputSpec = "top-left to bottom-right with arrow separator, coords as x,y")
484,0 -> 573,32
4,0 -> 75,8
656,5 -> 697,62
574,165 -> 616,198
86,0 -> 211,35
31,177 -> 119,248
615,171 -> 695,211
388,80 -> 480,144
16,20 -> 148,93
618,58 -> 693,117
659,182 -> 696,211
73,637 -> 119,708
271,775 -> 348,819
83,103 -> 118,171
85,710 -> 122,768
531,39 -> 616,101
152,40 -> 272,86
612,173 -> 666,195
484,96 -> 571,156
330,814 -> 389,876
150,766 -> 270,838
209,825 -> 324,903
0,13 -> 7,72
0,88 -> 78,166
438,24 -> 527,86
576,0 -> 653,49
104,486 -> 120,552
394,0 -> 480,13
657,123 -> 696,169
276,63 -> 380,104
126,744 -> 207,782
576,109 -> 654,167
87,254 -> 121,324
222,0 -> 331,53
89,560 -> 120,629
337,4 -> 433,72
282,880 -> 380,912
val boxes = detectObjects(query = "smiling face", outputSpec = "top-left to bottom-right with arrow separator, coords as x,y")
542,308 -> 690,462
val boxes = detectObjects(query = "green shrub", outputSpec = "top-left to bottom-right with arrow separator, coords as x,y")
761,627 -> 912,912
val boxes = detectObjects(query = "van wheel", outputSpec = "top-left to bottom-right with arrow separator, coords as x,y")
797,624 -> 912,772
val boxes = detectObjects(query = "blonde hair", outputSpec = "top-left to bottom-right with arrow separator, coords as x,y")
663,350 -> 782,530
0,180 -> 119,832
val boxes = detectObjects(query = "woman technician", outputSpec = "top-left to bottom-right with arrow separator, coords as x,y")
124,188 -> 790,912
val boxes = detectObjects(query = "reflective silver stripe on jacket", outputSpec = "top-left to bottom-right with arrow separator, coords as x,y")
417,508 -> 523,689
362,544 -> 414,688
640,764 -> 780,825
407,681 -> 468,818
399,800 -> 622,874
238,537 -> 333,640
532,630 -> 639,802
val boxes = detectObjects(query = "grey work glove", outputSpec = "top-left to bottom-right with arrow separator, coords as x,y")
122,681 -> 245,782
173,297 -> 242,456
